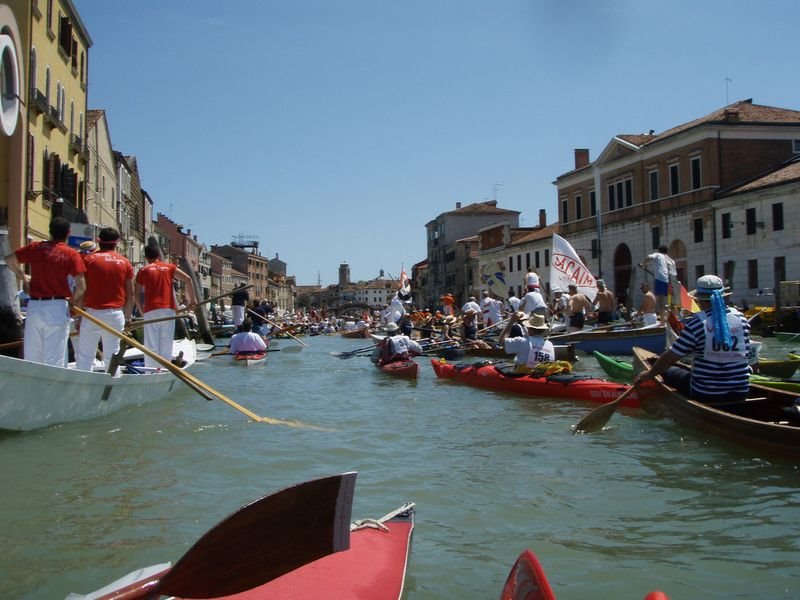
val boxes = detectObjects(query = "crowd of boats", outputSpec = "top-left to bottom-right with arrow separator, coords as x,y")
5,292 -> 800,598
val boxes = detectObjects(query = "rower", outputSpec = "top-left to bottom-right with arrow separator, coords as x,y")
498,312 -> 555,373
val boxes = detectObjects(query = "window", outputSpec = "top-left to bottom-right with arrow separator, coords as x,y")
723,261 -> 735,289
748,259 -> 758,289
44,67 -> 50,104
722,212 -> 732,239
589,190 -> 596,216
651,226 -> 660,249
575,194 -> 582,221
508,257 -> 513,273
691,156 -> 702,190
608,183 -> 616,211
625,179 -> 633,207
775,256 -> 786,283
29,48 -> 37,93
746,208 -> 757,235
591,239 -> 598,259
772,203 -> 784,231
693,218 -> 703,243
517,255 -> 521,271
695,265 -> 705,280
793,140 -> 800,153
649,169 -> 659,201
525,253 -> 530,269
561,197 -> 569,223
47,0 -> 53,31
544,249 -> 550,267
69,101 -> 74,133
535,251 -> 540,269
669,163 -> 680,195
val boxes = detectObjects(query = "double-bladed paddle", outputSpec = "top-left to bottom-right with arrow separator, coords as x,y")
572,384 -> 638,434
79,472 -> 356,600
330,343 -> 379,359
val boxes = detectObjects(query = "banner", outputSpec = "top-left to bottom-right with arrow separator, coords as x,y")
550,234 -> 597,301
480,260 -> 508,298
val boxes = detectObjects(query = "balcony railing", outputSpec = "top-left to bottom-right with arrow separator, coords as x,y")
30,89 -> 48,114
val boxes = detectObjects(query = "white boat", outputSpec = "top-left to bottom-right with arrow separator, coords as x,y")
0,339 -> 197,432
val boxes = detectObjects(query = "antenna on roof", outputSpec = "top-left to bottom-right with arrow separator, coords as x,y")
724,77 -> 732,105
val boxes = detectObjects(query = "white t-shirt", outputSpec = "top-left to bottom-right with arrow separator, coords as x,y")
520,290 -> 547,316
503,335 -> 555,367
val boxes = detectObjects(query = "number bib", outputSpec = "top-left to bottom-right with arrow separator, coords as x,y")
698,312 -> 746,362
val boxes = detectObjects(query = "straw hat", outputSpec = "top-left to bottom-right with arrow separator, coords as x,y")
524,313 -> 550,333
443,315 -> 457,325
688,275 -> 731,299
79,240 -> 98,253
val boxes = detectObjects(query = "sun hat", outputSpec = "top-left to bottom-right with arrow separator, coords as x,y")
552,286 -> 563,294
79,240 -> 98,253
443,315 -> 457,325
524,313 -> 550,332
384,322 -> 399,332
689,275 -> 731,299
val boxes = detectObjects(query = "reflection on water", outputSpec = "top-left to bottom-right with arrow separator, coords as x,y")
1,335 -> 800,599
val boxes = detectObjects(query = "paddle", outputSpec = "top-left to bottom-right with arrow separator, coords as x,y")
125,313 -> 191,331
572,384 -> 638,434
475,317 -> 510,337
0,339 -> 22,351
86,472 -> 356,600
73,307 -> 322,430
265,317 -> 309,348
331,344 -> 379,359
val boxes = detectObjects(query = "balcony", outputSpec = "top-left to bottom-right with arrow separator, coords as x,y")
69,134 -> 89,160
29,89 -> 48,115
44,105 -> 61,129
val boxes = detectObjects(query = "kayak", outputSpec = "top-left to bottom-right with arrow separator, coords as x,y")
595,350 -> 800,394
68,473 -> 416,600
431,359 -> 639,406
379,359 -> 419,379
500,549 -> 670,600
233,352 -> 268,367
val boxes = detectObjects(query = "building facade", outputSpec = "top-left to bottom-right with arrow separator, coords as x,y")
554,99 -> 800,308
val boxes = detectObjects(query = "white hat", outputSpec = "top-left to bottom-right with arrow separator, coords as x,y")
552,286 -> 563,294
526,272 -> 540,286
524,313 -> 550,332
689,275 -> 731,299
384,322 -> 399,332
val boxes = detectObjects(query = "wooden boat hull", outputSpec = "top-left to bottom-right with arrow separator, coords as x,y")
379,360 -> 419,379
341,328 -> 370,339
431,359 -> 638,406
632,347 -> 800,458
233,352 -> 268,367
555,325 -> 666,355
231,504 -> 415,600
0,339 -> 197,431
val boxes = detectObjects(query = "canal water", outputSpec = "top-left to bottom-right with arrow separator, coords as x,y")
2,334 -> 800,599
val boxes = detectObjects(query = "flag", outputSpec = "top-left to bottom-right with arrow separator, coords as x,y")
550,234 -> 597,301
480,260 -> 508,298
676,280 -> 699,312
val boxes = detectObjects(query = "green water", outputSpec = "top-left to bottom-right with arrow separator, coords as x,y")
1,335 -> 799,599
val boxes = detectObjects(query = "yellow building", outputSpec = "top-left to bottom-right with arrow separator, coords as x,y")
24,0 -> 92,243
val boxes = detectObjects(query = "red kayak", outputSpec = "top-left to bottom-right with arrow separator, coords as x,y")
233,352 -> 267,367
379,359 -> 419,379
431,359 -> 639,406
500,550 -> 669,600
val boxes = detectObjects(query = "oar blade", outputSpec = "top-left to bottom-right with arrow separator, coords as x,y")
157,472 -> 356,598
573,386 -> 636,434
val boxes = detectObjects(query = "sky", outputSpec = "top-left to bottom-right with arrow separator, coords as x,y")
74,0 -> 800,286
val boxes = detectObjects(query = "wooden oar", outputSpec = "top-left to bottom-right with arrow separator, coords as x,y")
89,472 -> 356,600
572,384 -> 638,434
125,313 -> 191,331
72,307 -> 321,430
0,339 -> 23,351
265,317 -> 309,348
476,317 -> 510,336
196,284 -> 254,308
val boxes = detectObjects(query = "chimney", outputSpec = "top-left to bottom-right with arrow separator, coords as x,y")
538,209 -> 547,228
574,148 -> 590,169
723,108 -> 740,122
456,201 -> 461,209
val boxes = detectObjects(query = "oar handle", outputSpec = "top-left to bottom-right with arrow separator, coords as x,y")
195,285 -> 255,308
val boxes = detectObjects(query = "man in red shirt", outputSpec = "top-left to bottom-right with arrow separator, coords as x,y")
75,227 -> 134,372
135,245 -> 197,368
5,217 -> 86,367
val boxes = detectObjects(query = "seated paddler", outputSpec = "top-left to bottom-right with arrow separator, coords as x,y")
228,318 -> 268,355
498,312 -> 555,373
633,275 -> 750,403
378,322 -> 423,365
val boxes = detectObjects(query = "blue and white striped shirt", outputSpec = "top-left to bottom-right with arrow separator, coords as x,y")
669,308 -> 750,398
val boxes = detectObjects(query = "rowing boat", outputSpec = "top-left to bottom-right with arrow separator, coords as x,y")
632,347 -> 800,458
431,359 -> 639,406
0,339 -> 197,432
378,359 -> 419,379
341,327 -> 371,339
233,352 -> 268,367
594,350 -> 800,394
550,324 -> 667,355
756,355 -> 800,378
68,473 -> 416,600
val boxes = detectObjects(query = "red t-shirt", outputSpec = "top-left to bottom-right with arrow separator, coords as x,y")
82,251 -> 134,309
15,241 -> 85,298
135,261 -> 178,312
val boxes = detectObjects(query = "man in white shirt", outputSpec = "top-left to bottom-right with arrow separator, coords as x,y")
499,312 -> 555,373
520,282 -> 547,317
